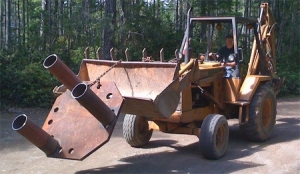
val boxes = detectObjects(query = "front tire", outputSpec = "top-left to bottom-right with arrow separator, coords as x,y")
123,114 -> 153,147
200,114 -> 229,160
240,84 -> 276,141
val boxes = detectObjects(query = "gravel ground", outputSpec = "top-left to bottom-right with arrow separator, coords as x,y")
0,97 -> 299,174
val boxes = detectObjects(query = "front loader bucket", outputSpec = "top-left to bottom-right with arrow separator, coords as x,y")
78,59 -> 181,118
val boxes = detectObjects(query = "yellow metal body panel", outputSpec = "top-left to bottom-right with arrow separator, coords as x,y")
239,75 -> 271,101
152,65 -> 224,124
224,78 -> 243,102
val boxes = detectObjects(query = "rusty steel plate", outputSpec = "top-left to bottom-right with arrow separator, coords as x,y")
42,81 -> 123,160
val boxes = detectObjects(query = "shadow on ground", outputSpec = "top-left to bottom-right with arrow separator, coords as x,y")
76,139 -> 263,173
75,116 -> 300,173
1,97 -> 299,173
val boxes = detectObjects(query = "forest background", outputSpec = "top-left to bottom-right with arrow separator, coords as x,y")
0,0 -> 299,108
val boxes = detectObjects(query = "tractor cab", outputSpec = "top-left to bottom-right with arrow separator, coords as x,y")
179,16 -> 258,78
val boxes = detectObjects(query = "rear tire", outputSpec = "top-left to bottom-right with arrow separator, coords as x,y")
200,114 -> 229,160
123,114 -> 153,147
240,84 -> 276,141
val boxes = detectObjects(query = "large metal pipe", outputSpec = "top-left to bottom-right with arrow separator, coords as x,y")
72,83 -> 115,126
43,54 -> 81,91
12,114 -> 59,156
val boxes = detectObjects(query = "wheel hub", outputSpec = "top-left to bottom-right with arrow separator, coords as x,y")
262,98 -> 272,128
216,124 -> 225,150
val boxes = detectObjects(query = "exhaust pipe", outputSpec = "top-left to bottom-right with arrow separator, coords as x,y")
72,83 -> 115,126
43,54 -> 81,91
12,114 -> 59,156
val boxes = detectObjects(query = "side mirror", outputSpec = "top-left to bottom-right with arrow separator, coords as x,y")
238,48 -> 244,63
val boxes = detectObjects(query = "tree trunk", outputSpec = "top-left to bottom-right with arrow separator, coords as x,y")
175,0 -> 179,30
66,0 -> 72,65
26,0 -> 29,48
200,0 -> 207,38
157,0 -> 160,18
84,0 -> 90,37
54,0 -> 58,38
235,0 -> 238,14
0,0 -> 2,49
178,0 -> 183,31
5,0 -> 11,50
22,0 -> 26,48
40,0 -> 47,51
153,0 -> 156,17
48,0 -> 52,50
58,0 -> 64,36
103,0 -> 116,60
245,0 -> 251,52
17,0 -> 21,47
13,0 -> 17,49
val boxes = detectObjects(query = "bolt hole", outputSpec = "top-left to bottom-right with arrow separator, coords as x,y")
106,93 -> 113,99
68,148 -> 74,154
48,119 -> 53,125
111,109 -> 115,113
54,107 -> 59,112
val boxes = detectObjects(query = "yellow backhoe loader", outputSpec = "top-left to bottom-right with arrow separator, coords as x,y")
13,3 -> 283,160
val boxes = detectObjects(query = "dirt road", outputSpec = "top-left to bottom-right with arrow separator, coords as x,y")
1,97 -> 300,174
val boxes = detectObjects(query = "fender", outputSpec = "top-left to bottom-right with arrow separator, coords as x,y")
239,75 -> 271,101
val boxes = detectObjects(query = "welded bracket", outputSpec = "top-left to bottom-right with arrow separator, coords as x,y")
42,81 -> 123,160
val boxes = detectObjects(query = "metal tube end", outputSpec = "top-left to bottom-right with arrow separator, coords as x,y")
12,114 -> 60,156
12,114 -> 27,131
71,82 -> 115,126
43,54 -> 58,69
71,83 -> 88,99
